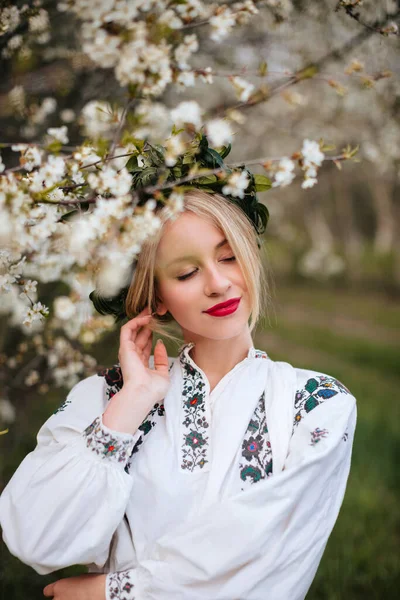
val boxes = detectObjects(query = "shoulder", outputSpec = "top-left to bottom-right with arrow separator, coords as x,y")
291,365 -> 356,429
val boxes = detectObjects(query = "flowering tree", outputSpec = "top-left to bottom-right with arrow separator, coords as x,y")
0,0 -> 398,431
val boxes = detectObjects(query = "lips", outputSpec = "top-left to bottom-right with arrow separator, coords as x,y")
204,297 -> 241,314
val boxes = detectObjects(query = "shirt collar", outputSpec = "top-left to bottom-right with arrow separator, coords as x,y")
177,341 -> 268,367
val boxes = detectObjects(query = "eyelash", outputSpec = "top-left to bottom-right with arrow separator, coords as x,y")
176,256 -> 236,281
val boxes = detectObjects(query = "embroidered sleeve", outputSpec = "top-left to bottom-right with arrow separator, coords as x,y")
106,570 -> 135,600
82,415 -> 140,468
293,371 -> 353,432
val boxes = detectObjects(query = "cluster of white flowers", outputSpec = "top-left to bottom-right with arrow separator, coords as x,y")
11,145 -> 43,172
0,5 -> 20,35
22,301 -> 49,328
87,165 -> 132,197
222,171 -> 250,198
301,139 -> 325,189
56,0 -> 258,96
80,100 -> 123,139
47,126 -> 69,145
27,155 -> 66,193
272,158 -> 296,188
47,336 -> 97,388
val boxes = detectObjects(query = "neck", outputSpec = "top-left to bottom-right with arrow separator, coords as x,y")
183,330 -> 254,384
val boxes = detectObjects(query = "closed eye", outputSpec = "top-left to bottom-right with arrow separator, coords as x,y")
176,256 -> 236,281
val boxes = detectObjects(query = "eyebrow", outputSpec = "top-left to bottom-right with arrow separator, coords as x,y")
166,238 -> 229,268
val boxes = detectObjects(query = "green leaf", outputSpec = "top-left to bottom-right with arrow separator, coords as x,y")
195,175 -> 218,185
254,174 -> 272,191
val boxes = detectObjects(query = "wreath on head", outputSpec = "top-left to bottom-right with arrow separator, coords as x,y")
89,133 -> 271,322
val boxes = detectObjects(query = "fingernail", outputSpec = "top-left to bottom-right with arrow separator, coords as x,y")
156,338 -> 164,345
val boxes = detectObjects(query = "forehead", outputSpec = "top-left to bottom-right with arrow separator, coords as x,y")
156,212 -> 228,267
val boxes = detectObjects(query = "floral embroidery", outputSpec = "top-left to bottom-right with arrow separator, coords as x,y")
83,416 -> 136,464
310,427 -> 329,446
97,364 -> 124,401
180,349 -> 210,472
97,362 -> 173,474
53,397 -> 72,414
239,391 -> 273,489
107,570 -> 135,600
293,374 -> 352,430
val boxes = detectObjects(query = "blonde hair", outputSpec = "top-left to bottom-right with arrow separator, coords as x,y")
125,189 -> 271,348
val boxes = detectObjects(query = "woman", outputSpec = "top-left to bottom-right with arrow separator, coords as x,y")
0,189 -> 357,600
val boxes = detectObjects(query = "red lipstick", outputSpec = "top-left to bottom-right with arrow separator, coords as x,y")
204,297 -> 241,317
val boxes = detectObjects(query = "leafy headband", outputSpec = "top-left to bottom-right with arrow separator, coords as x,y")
89,133 -> 270,322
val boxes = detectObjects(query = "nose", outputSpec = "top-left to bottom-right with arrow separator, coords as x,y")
203,263 -> 232,296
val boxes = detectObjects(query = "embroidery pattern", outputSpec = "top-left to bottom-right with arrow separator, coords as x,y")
53,397 -> 72,415
310,427 -> 329,446
179,351 -> 210,472
97,362 -> 172,474
107,570 -> 135,600
239,391 -> 273,490
178,343 -> 270,476
83,416 -> 135,464
293,374 -> 351,430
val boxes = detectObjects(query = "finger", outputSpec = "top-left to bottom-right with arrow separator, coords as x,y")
43,583 -> 55,597
153,340 -> 169,376
120,315 -> 152,346
135,323 -> 153,352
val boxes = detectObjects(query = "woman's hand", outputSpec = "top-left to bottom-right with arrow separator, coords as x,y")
102,306 -> 172,434
43,573 -> 107,599
118,306 -> 171,403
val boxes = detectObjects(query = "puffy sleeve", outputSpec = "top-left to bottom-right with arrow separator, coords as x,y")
104,371 -> 357,600
0,373 -> 144,575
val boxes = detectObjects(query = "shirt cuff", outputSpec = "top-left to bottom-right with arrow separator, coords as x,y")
82,415 -> 140,467
106,569 -> 135,600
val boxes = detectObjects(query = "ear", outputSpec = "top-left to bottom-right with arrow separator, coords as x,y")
154,286 -> 168,317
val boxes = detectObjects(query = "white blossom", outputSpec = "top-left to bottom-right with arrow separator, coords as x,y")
25,370 -> 40,386
158,9 -> 183,29
230,76 -> 255,102
19,146 -> 43,171
22,302 -> 49,327
165,135 -> 186,167
54,296 -> 77,320
206,119 -> 233,147
8,85 -> 25,114
170,101 -> 203,129
222,171 -> 249,198
272,158 -> 296,188
28,8 -> 50,32
19,279 -> 38,299
301,139 -> 325,167
301,177 -> 318,189
0,6 -> 20,35
176,70 -> 196,88
60,108 -> 76,123
174,35 -> 199,70
163,190 -> 185,221
87,166 -> 132,197
0,398 -> 16,424
210,8 -> 236,42
47,125 -> 69,145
